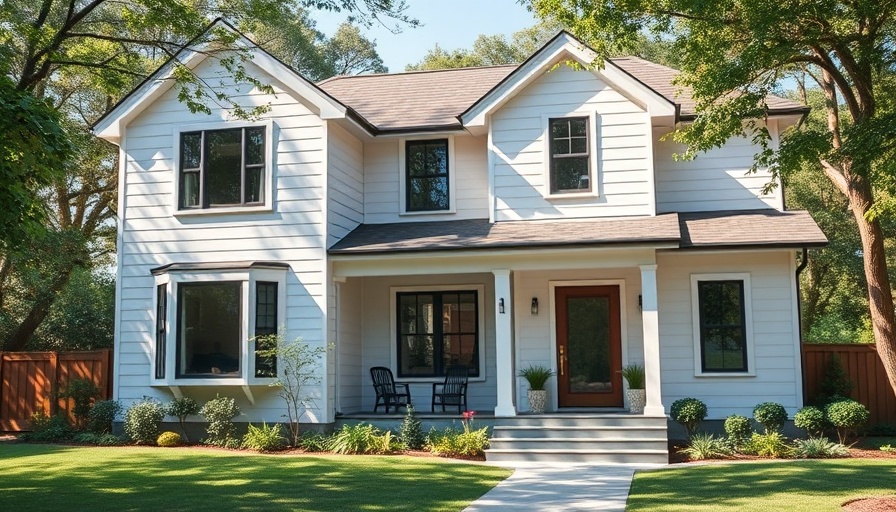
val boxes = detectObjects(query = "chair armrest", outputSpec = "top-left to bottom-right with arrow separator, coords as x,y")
396,382 -> 411,394
432,382 -> 442,394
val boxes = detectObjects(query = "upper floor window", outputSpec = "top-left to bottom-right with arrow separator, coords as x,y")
549,117 -> 591,194
179,127 -> 266,209
405,139 -> 449,211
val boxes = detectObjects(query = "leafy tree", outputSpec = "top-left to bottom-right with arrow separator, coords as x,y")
527,0 -> 896,395
324,23 -> 387,75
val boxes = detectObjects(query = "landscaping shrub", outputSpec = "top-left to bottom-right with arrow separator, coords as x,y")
678,433 -> 731,460
164,397 -> 200,443
814,354 -> 853,406
200,396 -> 241,448
723,415 -> 752,449
87,399 -> 121,434
670,398 -> 707,438
792,437 -> 849,458
124,399 -> 164,445
157,431 -> 182,447
242,422 -> 286,452
298,432 -> 331,452
825,399 -> 869,443
744,432 -> 792,458
794,406 -> 827,437
20,411 -> 73,442
328,424 -> 399,454
399,405 -> 425,450
753,402 -> 788,433
426,423 -> 490,458
73,432 -> 122,446
60,379 -> 100,429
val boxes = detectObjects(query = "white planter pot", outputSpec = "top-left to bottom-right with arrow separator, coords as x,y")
527,389 -> 547,414
627,389 -> 646,414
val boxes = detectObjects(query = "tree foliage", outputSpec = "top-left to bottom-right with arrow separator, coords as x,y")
527,0 -> 896,395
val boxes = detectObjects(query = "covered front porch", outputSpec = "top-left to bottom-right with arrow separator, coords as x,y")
329,243 -> 668,420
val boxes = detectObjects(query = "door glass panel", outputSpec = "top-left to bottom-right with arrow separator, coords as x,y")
566,296 -> 611,393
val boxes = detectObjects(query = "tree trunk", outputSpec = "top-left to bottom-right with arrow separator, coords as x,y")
1,265 -> 75,351
847,179 -> 896,396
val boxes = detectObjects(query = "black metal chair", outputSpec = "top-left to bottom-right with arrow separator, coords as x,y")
431,365 -> 469,413
370,366 -> 411,413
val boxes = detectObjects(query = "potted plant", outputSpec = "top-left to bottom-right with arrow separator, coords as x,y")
619,364 -> 646,414
518,365 -> 555,414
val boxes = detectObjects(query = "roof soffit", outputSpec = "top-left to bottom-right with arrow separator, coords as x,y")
460,32 -> 676,128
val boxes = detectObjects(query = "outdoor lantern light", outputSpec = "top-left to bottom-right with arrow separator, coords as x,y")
531,297 -> 539,315
499,298 -> 505,314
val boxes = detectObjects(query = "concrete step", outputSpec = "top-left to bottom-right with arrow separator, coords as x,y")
492,425 -> 668,439
485,448 -> 669,464
489,437 -> 668,451
496,414 -> 667,428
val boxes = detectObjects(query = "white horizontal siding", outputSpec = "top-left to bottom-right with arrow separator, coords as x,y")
491,63 -> 654,221
327,122 -> 363,247
656,251 -> 801,418
654,129 -> 782,212
362,135 -> 489,224
115,57 -> 328,422
336,278 -> 363,412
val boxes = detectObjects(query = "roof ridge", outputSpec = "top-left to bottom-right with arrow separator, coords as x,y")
317,63 -> 519,84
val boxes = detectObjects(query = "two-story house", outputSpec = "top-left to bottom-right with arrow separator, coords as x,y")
94,21 -> 826,462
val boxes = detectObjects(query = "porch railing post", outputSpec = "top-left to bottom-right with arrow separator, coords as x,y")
493,269 -> 516,417
639,264 -> 664,416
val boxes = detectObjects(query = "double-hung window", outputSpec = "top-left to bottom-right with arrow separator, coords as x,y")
396,290 -> 479,378
405,139 -> 449,211
691,274 -> 753,375
548,116 -> 591,194
179,126 -> 266,210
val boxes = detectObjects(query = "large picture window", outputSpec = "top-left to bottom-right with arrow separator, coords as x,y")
696,280 -> 748,373
179,127 -> 266,209
548,117 -> 591,194
396,290 -> 479,377
405,139 -> 449,211
177,282 -> 242,378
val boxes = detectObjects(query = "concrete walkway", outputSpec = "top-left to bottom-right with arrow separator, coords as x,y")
464,463 -> 662,512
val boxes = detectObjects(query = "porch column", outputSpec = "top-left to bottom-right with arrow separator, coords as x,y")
493,269 -> 516,417
640,264 -> 665,416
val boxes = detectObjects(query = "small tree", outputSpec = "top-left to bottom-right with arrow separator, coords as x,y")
255,333 -> 326,446
399,405 -> 425,450
164,397 -> 200,443
814,355 -> 854,406
60,379 -> 100,429
670,398 -> 707,438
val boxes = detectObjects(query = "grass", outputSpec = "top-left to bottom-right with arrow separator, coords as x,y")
0,444 -> 511,511
627,459 -> 896,511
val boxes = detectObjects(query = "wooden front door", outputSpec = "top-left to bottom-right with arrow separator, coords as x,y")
556,285 -> 623,407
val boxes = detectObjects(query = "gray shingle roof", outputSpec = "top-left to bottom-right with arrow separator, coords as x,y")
329,210 -> 826,255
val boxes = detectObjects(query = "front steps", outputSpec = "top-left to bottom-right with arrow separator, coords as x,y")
486,413 -> 668,464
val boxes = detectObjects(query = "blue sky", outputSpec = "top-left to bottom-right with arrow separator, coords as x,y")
314,0 -> 538,72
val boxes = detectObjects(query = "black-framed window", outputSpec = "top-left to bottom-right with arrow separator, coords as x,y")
405,139 -> 449,211
155,284 -> 167,380
179,127 -> 265,209
697,280 -> 748,372
254,281 -> 278,378
549,117 -> 590,194
176,282 -> 242,378
397,291 -> 479,377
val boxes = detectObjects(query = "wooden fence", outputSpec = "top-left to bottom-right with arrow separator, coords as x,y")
803,344 -> 896,426
0,350 -> 113,431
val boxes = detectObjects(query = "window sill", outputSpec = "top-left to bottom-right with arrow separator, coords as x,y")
174,205 -> 273,217
152,379 -> 278,404
399,208 -> 456,217
544,192 -> 599,201
694,372 -> 756,378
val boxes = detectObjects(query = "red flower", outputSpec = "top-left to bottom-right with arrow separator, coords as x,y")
462,410 -> 476,421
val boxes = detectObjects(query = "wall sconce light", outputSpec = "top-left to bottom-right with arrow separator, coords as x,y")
638,294 -> 643,312
499,298 -> 505,314
531,297 -> 539,315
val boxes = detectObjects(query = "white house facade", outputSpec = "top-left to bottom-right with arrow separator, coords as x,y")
95,23 -> 826,461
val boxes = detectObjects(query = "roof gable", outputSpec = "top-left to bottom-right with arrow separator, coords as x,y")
93,19 -> 348,143
460,31 -> 677,128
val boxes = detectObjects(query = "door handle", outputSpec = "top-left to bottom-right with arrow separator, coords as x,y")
559,346 -> 565,376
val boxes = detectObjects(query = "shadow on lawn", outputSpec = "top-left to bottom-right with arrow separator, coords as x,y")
0,444 -> 508,512
628,460 -> 896,510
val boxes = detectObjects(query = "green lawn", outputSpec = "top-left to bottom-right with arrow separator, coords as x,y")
0,444 -> 511,511
627,459 -> 896,511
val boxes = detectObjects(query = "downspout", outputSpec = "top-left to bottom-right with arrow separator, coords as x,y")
795,247 -> 809,406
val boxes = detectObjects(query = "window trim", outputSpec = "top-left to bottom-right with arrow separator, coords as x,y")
690,273 -> 756,377
398,136 -> 456,215
390,284 -> 486,382
172,120 -> 274,216
151,266 -> 287,387
541,112 -> 599,199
